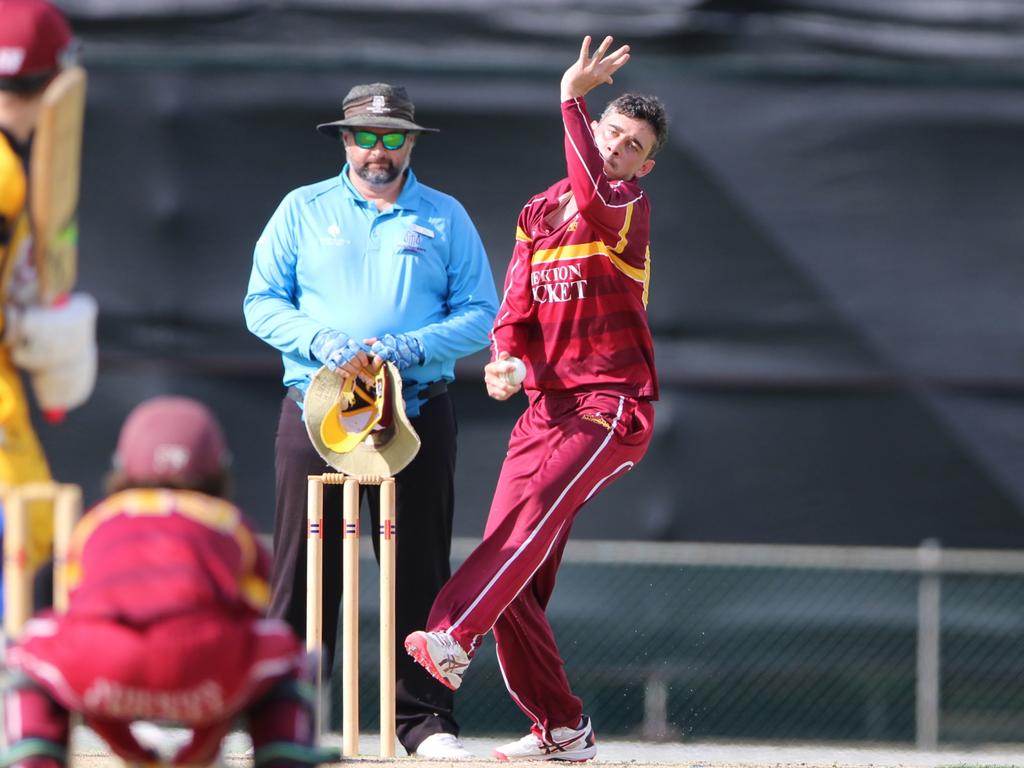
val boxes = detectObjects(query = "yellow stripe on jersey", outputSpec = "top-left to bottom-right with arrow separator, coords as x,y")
176,491 -> 242,533
175,490 -> 260,576
532,240 -> 648,285
515,225 -> 532,243
604,249 -> 647,284
610,202 -> 634,254
83,489 -> 240,530
240,572 -> 271,611
642,245 -> 651,307
71,488 -> 254,566
532,242 -> 602,263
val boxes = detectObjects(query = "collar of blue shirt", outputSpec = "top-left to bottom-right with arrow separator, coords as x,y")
339,164 -> 423,212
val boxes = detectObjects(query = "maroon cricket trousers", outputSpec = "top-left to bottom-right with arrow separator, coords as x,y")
426,389 -> 655,737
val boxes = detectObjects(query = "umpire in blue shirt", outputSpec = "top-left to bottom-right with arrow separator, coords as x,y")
244,82 -> 498,760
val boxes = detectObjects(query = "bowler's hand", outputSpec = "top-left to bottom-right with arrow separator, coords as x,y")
485,351 -> 522,401
560,35 -> 631,101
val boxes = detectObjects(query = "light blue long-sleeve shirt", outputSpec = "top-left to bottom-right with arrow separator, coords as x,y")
244,166 -> 498,416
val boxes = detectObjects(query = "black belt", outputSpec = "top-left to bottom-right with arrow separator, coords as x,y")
410,379 -> 448,401
288,379 -> 447,405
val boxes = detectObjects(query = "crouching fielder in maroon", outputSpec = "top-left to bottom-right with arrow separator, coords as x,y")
406,36 -> 669,762
2,397 -> 336,768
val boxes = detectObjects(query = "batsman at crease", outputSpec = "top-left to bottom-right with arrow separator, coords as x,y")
0,0 -> 98,608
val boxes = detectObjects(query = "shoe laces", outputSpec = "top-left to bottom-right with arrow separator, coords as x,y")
433,632 -> 469,673
550,723 -> 584,742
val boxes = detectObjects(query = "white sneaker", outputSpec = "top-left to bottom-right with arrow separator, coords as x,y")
404,630 -> 471,691
415,732 -> 475,760
493,716 -> 596,762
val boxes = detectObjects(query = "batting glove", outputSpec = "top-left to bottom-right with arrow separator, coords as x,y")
370,333 -> 425,371
310,329 -> 368,371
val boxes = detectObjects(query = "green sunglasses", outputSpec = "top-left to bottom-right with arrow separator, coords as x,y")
351,130 -> 408,150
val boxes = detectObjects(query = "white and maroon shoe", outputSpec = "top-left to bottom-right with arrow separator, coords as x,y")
493,716 -> 597,761
404,630 -> 471,691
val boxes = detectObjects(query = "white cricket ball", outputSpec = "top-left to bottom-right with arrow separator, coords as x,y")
504,356 -> 527,386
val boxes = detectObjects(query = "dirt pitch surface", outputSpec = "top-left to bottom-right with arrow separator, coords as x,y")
69,728 -> 1024,768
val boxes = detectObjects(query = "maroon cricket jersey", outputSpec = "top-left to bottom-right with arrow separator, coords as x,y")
490,97 -> 658,400
64,488 -> 271,625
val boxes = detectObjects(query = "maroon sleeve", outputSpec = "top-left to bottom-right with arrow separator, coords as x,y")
561,97 -> 648,244
489,205 -> 536,361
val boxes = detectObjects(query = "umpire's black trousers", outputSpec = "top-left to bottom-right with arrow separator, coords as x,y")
268,392 -> 459,752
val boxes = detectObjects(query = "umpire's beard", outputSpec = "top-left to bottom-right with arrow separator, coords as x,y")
354,154 -> 411,187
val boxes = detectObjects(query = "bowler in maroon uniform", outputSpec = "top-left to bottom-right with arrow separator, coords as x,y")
405,36 -> 669,762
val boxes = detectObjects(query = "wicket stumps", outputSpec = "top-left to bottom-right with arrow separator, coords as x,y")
2,482 -> 82,637
306,472 -> 396,758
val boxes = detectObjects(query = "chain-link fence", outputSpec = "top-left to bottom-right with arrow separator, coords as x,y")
332,539 -> 1024,744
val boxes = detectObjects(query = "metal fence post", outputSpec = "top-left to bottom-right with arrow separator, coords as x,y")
640,672 -> 676,741
916,539 -> 942,749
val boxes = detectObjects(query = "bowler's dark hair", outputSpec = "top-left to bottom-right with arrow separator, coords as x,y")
601,92 -> 670,158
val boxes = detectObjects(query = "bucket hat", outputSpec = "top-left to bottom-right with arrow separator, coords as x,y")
316,82 -> 438,139
304,362 -> 420,477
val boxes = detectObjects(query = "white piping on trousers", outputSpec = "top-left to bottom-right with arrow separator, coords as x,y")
8,649 -> 81,711
448,397 -> 625,636
4,686 -> 24,741
584,461 -> 634,502
494,430 -> 633,737
466,520 -> 565,655
495,629 -> 546,739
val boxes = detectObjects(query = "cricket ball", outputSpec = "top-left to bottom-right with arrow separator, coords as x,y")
504,357 -> 527,386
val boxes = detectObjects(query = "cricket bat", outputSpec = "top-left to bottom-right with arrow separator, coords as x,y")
29,65 -> 87,305
20,66 -> 94,423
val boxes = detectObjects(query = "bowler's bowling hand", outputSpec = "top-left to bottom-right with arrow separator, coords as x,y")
560,35 -> 631,101
484,351 -> 523,401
